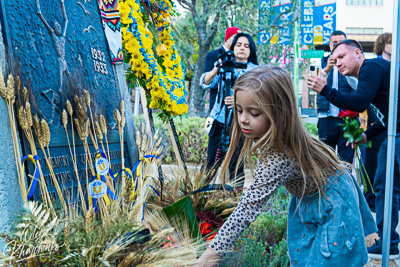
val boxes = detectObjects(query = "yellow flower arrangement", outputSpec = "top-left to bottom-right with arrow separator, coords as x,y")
120,0 -> 188,119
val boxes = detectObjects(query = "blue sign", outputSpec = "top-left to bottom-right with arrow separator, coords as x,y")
301,0 -> 336,45
258,0 -> 293,45
1,0 -> 129,208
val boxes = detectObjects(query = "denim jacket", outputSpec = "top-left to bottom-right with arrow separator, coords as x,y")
200,62 -> 258,124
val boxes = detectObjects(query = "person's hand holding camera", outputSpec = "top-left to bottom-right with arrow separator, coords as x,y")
204,60 -> 222,85
306,71 -> 327,94
324,55 -> 336,75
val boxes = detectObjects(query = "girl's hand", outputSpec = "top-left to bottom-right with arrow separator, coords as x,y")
224,96 -> 234,109
193,248 -> 222,267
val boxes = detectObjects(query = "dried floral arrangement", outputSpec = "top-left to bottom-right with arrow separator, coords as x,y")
0,66 -> 208,266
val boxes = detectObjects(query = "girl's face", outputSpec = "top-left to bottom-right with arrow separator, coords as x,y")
233,37 -> 251,61
235,90 -> 269,139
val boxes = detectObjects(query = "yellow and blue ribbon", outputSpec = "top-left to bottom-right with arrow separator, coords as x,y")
22,155 -> 40,200
89,175 -> 118,213
130,155 -> 160,200
95,149 -> 117,187
130,155 -> 161,220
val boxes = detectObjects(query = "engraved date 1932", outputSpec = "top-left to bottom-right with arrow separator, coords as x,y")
91,47 -> 108,75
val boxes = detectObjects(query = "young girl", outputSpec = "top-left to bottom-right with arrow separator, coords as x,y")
194,66 -> 377,266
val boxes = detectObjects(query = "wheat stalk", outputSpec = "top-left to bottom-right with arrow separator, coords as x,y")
25,102 -> 33,128
63,111 -> 87,216
100,115 -> 110,160
173,176 -> 180,201
22,87 -> 28,103
66,100 -> 73,116
41,119 -> 50,147
62,109 -> 68,129
64,227 -> 71,253
39,119 -> 68,215
86,207 -> 95,234
135,130 -> 142,156
94,121 -> 103,141
18,106 -> 28,130
113,109 -> 121,125
6,74 -> 14,103
29,114 -> 54,212
0,67 -> 6,99
220,207 -> 236,216
84,89 -> 90,107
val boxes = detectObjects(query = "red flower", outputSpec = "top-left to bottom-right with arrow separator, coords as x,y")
205,232 -> 217,242
338,110 -> 348,119
347,110 -> 358,119
164,236 -> 176,248
338,110 -> 358,119
199,222 -> 212,236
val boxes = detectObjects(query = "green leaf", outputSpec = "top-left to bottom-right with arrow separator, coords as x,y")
352,119 -> 359,127
162,196 -> 202,241
357,128 -> 364,134
366,141 -> 372,148
348,136 -> 354,143
355,134 -> 363,142
343,132 -> 353,139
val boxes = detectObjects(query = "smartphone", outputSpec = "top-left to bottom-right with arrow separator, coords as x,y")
309,64 -> 322,77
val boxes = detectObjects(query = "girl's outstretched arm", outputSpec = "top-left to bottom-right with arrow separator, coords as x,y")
193,248 -> 222,267
195,149 -> 296,263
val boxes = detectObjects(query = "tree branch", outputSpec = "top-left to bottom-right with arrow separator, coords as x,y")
205,12 -> 220,46
270,8 -> 301,29
176,0 -> 196,14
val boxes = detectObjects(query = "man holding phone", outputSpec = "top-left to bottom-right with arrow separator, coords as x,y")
316,30 -> 356,163
307,39 -> 400,259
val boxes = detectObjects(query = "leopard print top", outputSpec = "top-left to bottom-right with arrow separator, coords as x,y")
209,149 -> 320,257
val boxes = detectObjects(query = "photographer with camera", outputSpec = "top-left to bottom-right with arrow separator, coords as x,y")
203,27 -> 242,113
200,33 -> 258,186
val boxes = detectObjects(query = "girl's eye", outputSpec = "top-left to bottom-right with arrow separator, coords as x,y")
237,110 -> 243,113
251,113 -> 260,117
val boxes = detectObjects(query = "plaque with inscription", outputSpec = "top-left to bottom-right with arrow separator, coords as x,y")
0,0 -> 130,207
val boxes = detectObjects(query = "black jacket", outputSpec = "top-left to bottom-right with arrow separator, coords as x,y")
203,46 -> 223,113
317,68 -> 354,114
320,58 -> 400,139
317,57 -> 354,114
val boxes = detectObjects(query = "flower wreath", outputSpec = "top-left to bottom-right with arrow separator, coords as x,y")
120,0 -> 188,119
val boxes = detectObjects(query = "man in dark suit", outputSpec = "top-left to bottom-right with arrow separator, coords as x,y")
203,27 -> 242,113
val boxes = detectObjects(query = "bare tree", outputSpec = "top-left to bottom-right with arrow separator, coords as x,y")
176,0 -> 300,117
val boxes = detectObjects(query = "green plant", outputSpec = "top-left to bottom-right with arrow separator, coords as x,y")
303,122 -> 318,136
220,186 -> 290,267
134,115 -> 208,165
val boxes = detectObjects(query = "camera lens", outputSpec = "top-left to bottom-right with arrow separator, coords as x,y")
310,66 -> 315,71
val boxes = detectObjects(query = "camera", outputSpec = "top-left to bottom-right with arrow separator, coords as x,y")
217,48 -> 247,73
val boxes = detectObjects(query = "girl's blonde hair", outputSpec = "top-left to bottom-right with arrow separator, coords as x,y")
220,65 -> 344,196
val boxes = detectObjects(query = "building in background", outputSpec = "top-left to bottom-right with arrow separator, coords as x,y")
300,0 -> 393,117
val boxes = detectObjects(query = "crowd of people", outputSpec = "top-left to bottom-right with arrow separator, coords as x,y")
194,27 -> 399,266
